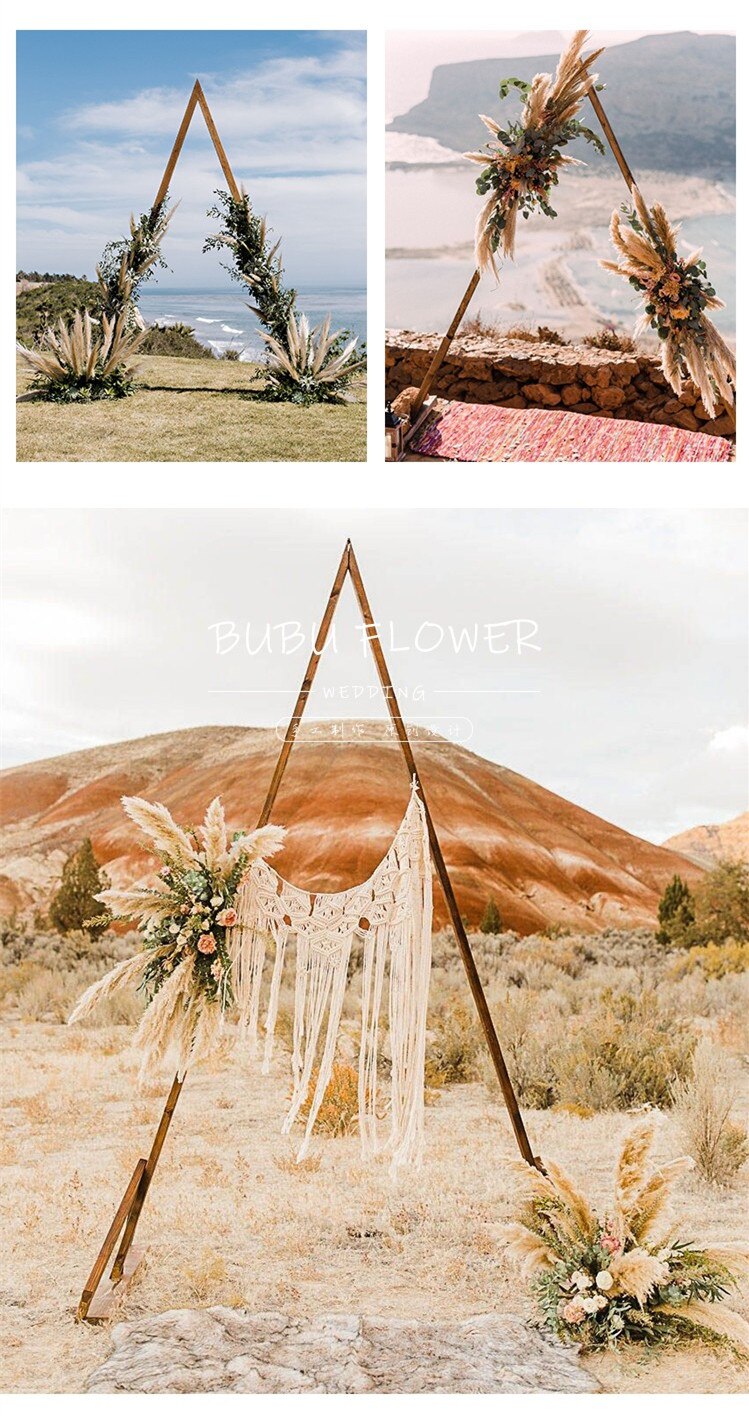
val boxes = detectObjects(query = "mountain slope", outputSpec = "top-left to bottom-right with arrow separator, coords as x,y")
0,724 -> 703,933
663,811 -> 748,867
388,32 -> 736,176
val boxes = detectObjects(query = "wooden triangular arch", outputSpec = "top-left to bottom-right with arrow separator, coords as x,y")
404,57 -> 735,436
76,542 -> 539,1323
151,80 -> 241,212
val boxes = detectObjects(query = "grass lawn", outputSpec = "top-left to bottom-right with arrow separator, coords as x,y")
16,355 -> 366,462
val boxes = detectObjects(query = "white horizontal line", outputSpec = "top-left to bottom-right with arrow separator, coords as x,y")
433,688 -> 538,693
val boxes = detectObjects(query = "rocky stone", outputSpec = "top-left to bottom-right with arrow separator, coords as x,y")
701,414 -> 736,437
85,1309 -> 601,1395
384,332 -> 734,442
522,382 -> 561,407
592,386 -> 627,410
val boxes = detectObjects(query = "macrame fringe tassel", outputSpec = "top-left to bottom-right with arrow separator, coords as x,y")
228,784 -> 433,1172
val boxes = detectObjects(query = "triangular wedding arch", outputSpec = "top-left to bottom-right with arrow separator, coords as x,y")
77,542 -> 539,1323
152,80 -> 241,210
404,49 -> 736,438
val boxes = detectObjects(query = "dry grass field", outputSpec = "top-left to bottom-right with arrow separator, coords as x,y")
15,355 -> 366,463
1,927 -> 747,1394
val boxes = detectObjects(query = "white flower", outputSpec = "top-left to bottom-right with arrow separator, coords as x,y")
596,1270 -> 614,1291
581,1296 -> 599,1313
169,922 -> 180,935
201,919 -> 212,931
210,895 -> 223,907
571,1270 -> 592,1290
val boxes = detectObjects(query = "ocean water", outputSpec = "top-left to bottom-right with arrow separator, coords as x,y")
137,286 -> 366,361
386,162 -> 735,340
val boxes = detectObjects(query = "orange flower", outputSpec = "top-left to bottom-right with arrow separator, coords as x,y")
197,933 -> 217,954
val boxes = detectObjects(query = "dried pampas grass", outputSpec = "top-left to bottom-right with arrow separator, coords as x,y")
122,795 -> 201,867
67,951 -> 148,1026
467,30 -> 603,270
601,187 -> 735,418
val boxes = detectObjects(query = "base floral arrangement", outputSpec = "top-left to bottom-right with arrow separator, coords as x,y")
601,188 -> 735,420
465,30 -> 604,271
68,796 -> 284,1077
504,1120 -> 748,1352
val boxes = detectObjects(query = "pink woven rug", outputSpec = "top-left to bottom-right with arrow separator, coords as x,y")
411,402 -> 732,463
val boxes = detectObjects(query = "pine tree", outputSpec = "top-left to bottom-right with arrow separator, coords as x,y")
480,895 -> 503,934
657,873 -> 694,946
49,838 -> 109,939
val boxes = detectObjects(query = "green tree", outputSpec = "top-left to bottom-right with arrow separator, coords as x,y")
692,860 -> 749,946
49,838 -> 109,939
480,895 -> 503,934
656,873 -> 695,946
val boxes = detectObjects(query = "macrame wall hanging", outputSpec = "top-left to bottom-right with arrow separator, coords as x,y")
71,541 -> 536,1325
231,781 -> 432,1172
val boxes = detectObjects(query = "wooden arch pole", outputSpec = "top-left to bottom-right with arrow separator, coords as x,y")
406,55 -> 735,429
76,541 -> 538,1323
151,79 -> 241,212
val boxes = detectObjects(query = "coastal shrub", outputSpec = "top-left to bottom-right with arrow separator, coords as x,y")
16,276 -> 103,346
671,1037 -> 749,1185
582,327 -> 636,352
140,322 -> 213,359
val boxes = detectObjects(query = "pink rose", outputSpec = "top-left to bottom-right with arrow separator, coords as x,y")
197,933 -> 217,955
601,1234 -> 621,1255
561,1300 -> 585,1325
217,907 -> 237,928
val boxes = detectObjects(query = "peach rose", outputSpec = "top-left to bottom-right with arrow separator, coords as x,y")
197,933 -> 217,954
217,907 -> 237,927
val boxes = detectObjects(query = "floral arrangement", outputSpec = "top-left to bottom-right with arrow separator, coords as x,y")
68,796 -> 284,1077
17,203 -> 174,402
17,309 -> 145,402
504,1120 -> 749,1352
465,31 -> 604,271
205,188 -> 364,403
601,189 -> 735,420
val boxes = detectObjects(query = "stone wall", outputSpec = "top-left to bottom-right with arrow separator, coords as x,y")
386,331 -> 734,438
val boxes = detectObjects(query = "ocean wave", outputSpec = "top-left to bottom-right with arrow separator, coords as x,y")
221,325 -> 243,334
196,317 -> 218,324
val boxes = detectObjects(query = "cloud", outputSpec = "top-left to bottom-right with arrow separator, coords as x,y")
708,724 -> 749,755
17,45 -> 366,285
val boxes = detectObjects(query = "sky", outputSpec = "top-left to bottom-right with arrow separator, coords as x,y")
386,28 -> 736,119
3,509 -> 747,846
17,30 -> 366,287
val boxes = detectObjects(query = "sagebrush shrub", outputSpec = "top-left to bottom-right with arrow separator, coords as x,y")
425,993 -> 482,1086
671,1037 -> 749,1185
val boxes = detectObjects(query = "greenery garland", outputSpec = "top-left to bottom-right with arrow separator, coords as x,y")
205,188 -> 364,404
96,200 -> 174,326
